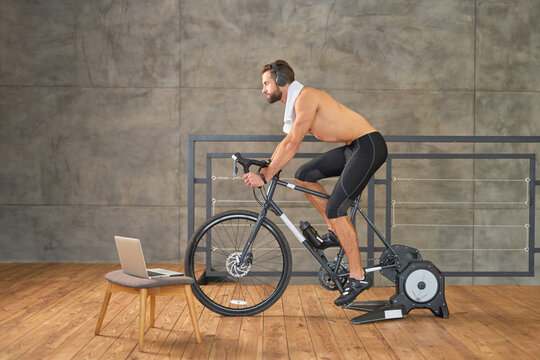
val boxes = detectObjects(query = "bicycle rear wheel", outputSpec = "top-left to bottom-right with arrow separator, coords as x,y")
185,210 -> 292,316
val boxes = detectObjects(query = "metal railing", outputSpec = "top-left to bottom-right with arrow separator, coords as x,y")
188,135 -> 540,277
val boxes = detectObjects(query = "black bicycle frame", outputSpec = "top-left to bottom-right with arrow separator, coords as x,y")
236,176 -> 398,293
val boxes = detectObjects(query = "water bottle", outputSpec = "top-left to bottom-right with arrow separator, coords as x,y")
300,221 -> 322,247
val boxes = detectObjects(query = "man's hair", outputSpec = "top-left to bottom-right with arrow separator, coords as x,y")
261,60 -> 295,85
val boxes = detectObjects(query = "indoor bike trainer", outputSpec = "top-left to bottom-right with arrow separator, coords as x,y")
317,200 -> 450,324
345,244 -> 449,324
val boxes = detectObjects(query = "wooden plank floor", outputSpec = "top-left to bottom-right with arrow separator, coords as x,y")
1,263 -> 540,359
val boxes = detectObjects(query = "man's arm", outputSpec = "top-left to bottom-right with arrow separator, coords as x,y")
243,90 -> 318,187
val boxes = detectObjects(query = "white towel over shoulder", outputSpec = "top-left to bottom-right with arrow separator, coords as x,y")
283,80 -> 304,134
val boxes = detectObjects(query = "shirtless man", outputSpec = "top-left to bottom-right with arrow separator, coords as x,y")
243,60 -> 388,305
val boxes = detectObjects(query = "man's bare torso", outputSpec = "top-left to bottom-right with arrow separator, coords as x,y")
297,87 -> 376,144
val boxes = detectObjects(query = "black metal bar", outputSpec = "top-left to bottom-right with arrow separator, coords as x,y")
386,157 -> 393,246
530,155 -> 536,275
188,136 -> 196,239
189,134 -> 540,143
206,270 -> 288,277
444,271 -> 532,277
273,269 -> 537,277
358,208 -> 396,255
243,270 -> 537,277
367,178 -> 375,269
203,154 -> 213,272
390,153 -> 532,159
205,151 -> 534,160
194,245 -> 388,253
206,152 -> 324,159
206,154 -> 213,220
386,136 -> 540,143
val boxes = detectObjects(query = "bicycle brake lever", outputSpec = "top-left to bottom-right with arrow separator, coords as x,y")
231,154 -> 239,178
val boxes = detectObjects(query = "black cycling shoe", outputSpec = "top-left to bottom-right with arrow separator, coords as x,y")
316,230 -> 341,249
334,276 -> 372,306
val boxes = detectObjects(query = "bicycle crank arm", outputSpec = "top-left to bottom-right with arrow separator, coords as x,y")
364,263 -> 398,273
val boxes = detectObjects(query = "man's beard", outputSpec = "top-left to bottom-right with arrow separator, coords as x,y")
266,88 -> 282,103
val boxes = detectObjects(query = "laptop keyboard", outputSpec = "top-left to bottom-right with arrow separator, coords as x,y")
147,270 -> 168,278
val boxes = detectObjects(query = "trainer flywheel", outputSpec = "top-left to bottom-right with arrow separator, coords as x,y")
404,268 -> 439,303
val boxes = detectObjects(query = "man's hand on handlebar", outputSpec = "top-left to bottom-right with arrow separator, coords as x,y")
232,153 -> 271,188
242,172 -> 266,188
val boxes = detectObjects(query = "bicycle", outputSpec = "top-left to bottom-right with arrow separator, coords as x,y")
185,153 -> 449,323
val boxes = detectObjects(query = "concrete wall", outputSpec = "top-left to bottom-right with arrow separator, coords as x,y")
1,0 -> 539,284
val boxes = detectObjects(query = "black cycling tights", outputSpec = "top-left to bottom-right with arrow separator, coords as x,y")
295,131 -> 388,219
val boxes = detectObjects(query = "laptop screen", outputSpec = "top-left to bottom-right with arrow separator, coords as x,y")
114,236 -> 149,278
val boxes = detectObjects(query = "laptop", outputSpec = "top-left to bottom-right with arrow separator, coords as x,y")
114,236 -> 184,279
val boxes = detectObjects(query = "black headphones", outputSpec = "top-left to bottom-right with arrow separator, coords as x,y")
270,62 -> 288,87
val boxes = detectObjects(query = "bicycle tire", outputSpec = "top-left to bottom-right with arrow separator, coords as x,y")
185,210 -> 292,316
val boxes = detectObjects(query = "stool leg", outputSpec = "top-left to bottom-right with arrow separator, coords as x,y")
95,282 -> 113,335
150,295 -> 156,327
184,285 -> 202,344
139,288 -> 148,351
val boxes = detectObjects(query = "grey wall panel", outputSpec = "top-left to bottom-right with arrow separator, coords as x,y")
0,205 -> 180,262
325,90 -> 475,136
0,87 -> 180,206
0,1 -> 77,86
73,0 -> 180,87
475,92 -> 540,136
180,0 -> 474,90
180,89 -> 281,135
179,88 -> 474,137
0,0 -> 180,87
477,0 -> 540,91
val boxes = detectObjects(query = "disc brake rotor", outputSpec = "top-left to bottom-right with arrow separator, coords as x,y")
225,252 -> 252,278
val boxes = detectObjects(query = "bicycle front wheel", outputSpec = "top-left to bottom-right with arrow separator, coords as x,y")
185,210 -> 292,316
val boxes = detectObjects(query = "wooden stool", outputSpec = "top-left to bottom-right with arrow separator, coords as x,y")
94,270 -> 202,350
